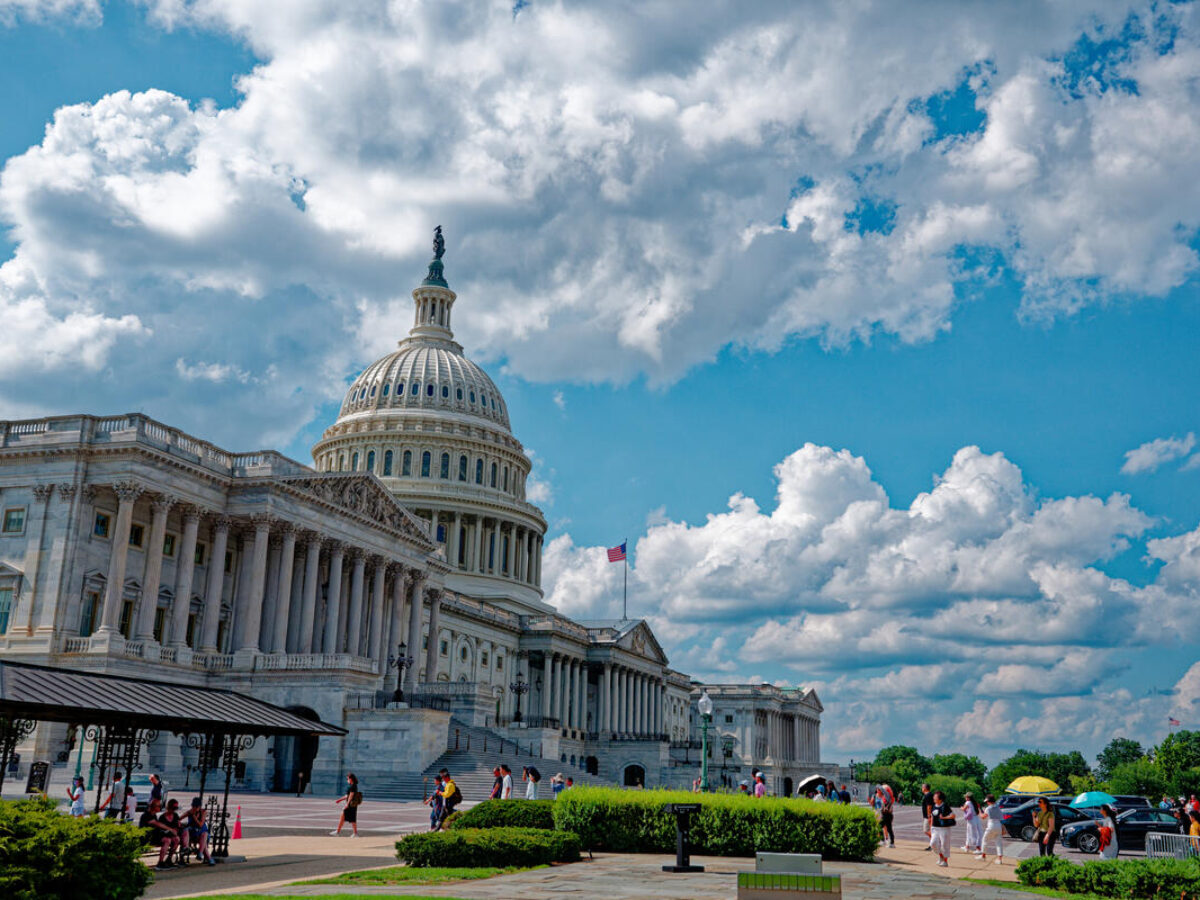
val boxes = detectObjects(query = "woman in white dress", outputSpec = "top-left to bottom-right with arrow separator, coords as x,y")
1098,803 -> 1120,859
978,793 -> 1004,863
961,793 -> 983,853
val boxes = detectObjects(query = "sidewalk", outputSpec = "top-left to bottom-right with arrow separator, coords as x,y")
876,839 -> 1020,883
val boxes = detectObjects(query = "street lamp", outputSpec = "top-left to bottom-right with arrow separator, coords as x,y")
509,671 -> 530,723
388,642 -> 414,702
697,690 -> 713,793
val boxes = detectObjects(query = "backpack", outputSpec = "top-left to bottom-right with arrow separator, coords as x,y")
448,783 -> 463,805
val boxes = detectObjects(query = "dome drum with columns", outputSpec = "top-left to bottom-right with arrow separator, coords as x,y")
312,229 -> 549,613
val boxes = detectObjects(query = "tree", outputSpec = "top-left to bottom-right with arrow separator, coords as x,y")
931,753 -> 987,783
1096,737 -> 1144,781
874,745 -> 932,776
1107,759 -> 1168,798
926,774 -> 985,806
987,749 -> 1091,795
1155,731 -> 1200,783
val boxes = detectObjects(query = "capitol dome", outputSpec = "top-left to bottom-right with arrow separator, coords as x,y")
312,227 -> 548,613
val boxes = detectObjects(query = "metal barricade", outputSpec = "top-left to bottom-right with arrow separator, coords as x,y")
1146,831 -> 1200,859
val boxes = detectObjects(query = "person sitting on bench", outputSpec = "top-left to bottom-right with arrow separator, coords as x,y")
138,799 -> 180,870
179,797 -> 216,866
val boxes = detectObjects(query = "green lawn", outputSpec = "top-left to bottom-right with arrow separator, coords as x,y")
295,864 -> 544,886
964,877 -> 1108,900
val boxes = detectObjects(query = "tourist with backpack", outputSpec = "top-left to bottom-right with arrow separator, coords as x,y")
426,774 -> 445,830
438,769 -> 461,828
331,772 -> 362,837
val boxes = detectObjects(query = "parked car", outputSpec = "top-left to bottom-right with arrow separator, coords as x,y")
1061,807 -> 1184,853
128,774 -> 167,813
1112,795 -> 1152,811
1000,799 -> 1102,842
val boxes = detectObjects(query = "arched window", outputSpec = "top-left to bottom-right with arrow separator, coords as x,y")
456,387 -> 463,400
490,462 -> 497,487
412,382 -> 420,396
383,450 -> 393,476
421,451 -> 431,477
351,451 -> 359,471
503,467 -> 509,491
475,459 -> 484,484
458,455 -> 467,481
398,382 -> 404,395
470,390 -> 476,403
370,385 -> 376,397
441,385 -> 449,398
427,383 -> 434,396
382,384 -> 389,396
366,450 -> 376,472
440,452 -> 450,479
338,453 -> 345,471
402,450 -> 412,476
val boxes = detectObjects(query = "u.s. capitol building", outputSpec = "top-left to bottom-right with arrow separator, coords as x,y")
0,234 -> 828,796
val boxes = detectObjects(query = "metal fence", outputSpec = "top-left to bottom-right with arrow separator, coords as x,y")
1146,832 -> 1200,859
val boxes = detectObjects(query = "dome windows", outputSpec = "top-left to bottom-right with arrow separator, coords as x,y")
456,388 -> 463,401
420,451 -> 431,477
370,386 -> 376,398
383,450 -> 394,476
469,391 -> 476,404
352,452 -> 360,471
442,385 -> 449,398
458,455 -> 467,481
412,382 -> 420,396
427,384 -> 434,397
490,462 -> 497,488
398,381 -> 404,395
382,384 -> 389,397
402,450 -> 412,476
475,459 -> 484,484
367,450 -> 376,472
440,452 -> 450,479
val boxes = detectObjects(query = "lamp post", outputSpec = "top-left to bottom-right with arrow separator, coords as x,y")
698,690 -> 713,792
73,725 -> 85,780
388,642 -> 414,702
509,671 -> 530,723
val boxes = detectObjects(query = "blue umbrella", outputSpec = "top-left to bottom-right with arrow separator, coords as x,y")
1070,790 -> 1116,808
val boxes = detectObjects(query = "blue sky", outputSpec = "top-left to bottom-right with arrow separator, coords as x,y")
1,0 -> 1199,766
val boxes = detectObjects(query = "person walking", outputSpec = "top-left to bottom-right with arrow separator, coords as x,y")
438,769 -> 461,827
500,764 -> 513,799
754,773 -> 767,798
1099,803 -> 1120,859
920,783 -> 934,851
489,767 -> 503,800
99,769 -> 124,819
961,793 -> 982,853
877,786 -> 895,848
979,794 -> 1003,864
523,765 -> 540,800
1033,797 -> 1058,857
331,773 -> 362,837
66,775 -> 85,817
551,773 -> 565,799
426,774 -> 445,830
929,790 -> 956,867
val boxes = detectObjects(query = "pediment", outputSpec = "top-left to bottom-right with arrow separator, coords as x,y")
280,474 -> 433,547
618,621 -> 668,665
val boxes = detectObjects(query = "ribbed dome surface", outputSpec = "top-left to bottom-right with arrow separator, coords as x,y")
338,336 -> 510,430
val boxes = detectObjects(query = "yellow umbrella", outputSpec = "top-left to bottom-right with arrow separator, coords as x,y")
1005,776 -> 1060,795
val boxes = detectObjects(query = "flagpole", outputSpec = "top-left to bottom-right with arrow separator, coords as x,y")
623,537 -> 628,621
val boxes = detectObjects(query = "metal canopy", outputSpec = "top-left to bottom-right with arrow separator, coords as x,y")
0,660 -> 345,737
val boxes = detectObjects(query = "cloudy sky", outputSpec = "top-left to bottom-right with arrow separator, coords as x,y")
2,0 -> 1199,766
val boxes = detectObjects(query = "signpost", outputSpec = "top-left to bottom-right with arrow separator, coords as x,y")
24,759 -> 50,796
661,802 -> 704,873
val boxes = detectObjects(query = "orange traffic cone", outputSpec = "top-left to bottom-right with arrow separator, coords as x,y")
232,806 -> 243,840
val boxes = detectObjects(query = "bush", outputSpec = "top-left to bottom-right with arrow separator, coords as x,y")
551,786 -> 879,861
445,799 -> 555,831
0,797 -> 153,900
1016,855 -> 1200,898
395,827 -> 581,868
925,774 -> 984,806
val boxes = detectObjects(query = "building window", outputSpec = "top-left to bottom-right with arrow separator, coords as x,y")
490,462 -> 497,487
402,450 -> 412,476
370,385 -> 376,397
440,452 -> 450,479
725,714 -> 734,724
224,550 -> 233,574
0,587 -> 12,634
441,385 -> 449,398
460,645 -> 468,661
475,459 -> 483,484
422,635 -> 428,650
470,391 -> 476,403
367,450 -> 376,472
119,599 -> 134,638
2,508 -> 26,535
194,542 -> 207,567
337,453 -> 345,471
398,382 -> 404,395
163,533 -> 177,557
383,450 -> 393,476
351,452 -> 359,471
185,612 -> 198,647
427,384 -> 434,396
458,455 -> 467,481
436,524 -> 446,543
421,451 -> 431,478
496,655 -> 503,670
440,639 -> 448,656
153,607 -> 167,642
382,384 -> 389,397
481,651 -> 489,667
412,382 -> 420,396
503,468 -> 509,492
79,590 -> 99,637
456,387 -> 463,400
502,536 -> 509,573
128,524 -> 145,548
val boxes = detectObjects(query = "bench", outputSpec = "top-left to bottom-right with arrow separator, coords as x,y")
757,852 -> 822,874
737,872 -> 842,899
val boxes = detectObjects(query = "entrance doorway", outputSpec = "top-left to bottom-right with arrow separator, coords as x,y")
623,764 -> 645,787
273,705 -> 321,793
783,776 -> 793,797
585,755 -> 599,775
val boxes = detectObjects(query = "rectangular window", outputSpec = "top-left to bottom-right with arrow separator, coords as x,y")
79,591 -> 99,636
224,550 -> 233,574
128,523 -> 145,548
436,524 -> 446,543
163,533 -> 177,557
185,612 -> 197,648
2,508 -> 26,534
725,714 -> 734,724
118,600 -> 134,638
0,588 -> 12,634
496,655 -> 503,670
194,542 -> 207,566
481,651 -> 489,667
422,635 -> 428,650
440,639 -> 448,656
93,512 -> 111,538
153,607 -> 167,643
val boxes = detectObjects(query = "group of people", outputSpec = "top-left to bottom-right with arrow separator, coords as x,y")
916,784 -> 1006,867
1159,794 -> 1200,838
66,770 -> 216,869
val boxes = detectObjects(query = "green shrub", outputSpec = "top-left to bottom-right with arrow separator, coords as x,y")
0,797 -> 153,900
395,827 -> 581,868
925,774 -> 983,806
445,799 -> 555,831
1016,854 -> 1200,899
551,786 -> 878,861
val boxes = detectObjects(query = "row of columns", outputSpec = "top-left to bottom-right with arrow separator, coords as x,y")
92,482 -> 437,667
427,509 -> 543,587
757,711 -> 820,764
599,664 -> 663,737
539,652 -> 589,731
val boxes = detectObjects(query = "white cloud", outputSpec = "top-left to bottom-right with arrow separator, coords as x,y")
0,0 -> 99,27
1122,432 -> 1197,474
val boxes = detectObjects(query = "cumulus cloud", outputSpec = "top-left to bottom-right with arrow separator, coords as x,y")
0,0 -> 99,27
1122,432 -> 1197,474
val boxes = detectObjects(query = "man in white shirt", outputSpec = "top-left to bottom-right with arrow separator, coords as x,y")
500,764 -> 513,799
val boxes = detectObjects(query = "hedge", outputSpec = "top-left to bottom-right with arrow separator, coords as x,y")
0,797 -> 154,900
1018,855 -> 1200,898
396,827 -> 581,868
445,799 -> 555,831
551,787 -> 879,861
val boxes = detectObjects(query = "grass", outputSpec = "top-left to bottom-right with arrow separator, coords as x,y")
963,877 -> 1108,900
295,864 -> 544,885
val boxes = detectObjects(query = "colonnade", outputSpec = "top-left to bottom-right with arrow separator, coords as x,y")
598,663 -> 664,737
422,508 -> 542,587
755,710 -> 820,763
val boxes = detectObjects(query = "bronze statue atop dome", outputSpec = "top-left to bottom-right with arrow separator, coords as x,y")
433,225 -> 445,260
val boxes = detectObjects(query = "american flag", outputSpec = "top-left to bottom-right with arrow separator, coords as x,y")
607,542 -> 627,562
1170,716 -> 1182,726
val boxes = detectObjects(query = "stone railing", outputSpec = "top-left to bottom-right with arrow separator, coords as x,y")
443,593 -> 520,629
253,653 -> 378,675
412,680 -> 480,697
123,641 -> 147,659
193,652 -> 235,671
61,636 -> 91,654
159,646 -> 179,663
520,614 -> 590,641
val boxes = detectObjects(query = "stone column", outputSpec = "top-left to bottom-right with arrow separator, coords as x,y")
568,659 -> 578,728
259,536 -> 283,653
534,536 -> 543,587
547,654 -> 558,723
236,515 -> 272,654
449,512 -> 461,568
616,668 -> 626,732
386,566 -> 407,683
345,549 -> 367,657
600,664 -> 611,733
169,507 -> 201,648
296,534 -> 322,652
577,660 -> 586,730
504,523 -> 515,577
404,572 -> 427,693
423,589 -> 442,681
476,518 -> 487,573
98,482 -> 144,634
321,542 -> 345,654
16,484 -> 54,634
284,544 -> 305,651
269,524 -> 297,654
367,557 -> 386,662
135,494 -> 176,641
198,517 -> 231,652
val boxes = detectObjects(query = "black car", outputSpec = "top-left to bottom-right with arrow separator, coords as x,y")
1000,799 -> 1102,842
1112,795 -> 1152,811
1060,807 -> 1184,853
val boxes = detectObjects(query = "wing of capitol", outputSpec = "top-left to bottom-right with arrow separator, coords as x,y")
0,231 -> 829,797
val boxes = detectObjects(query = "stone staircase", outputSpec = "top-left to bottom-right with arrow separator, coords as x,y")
366,718 -> 613,801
